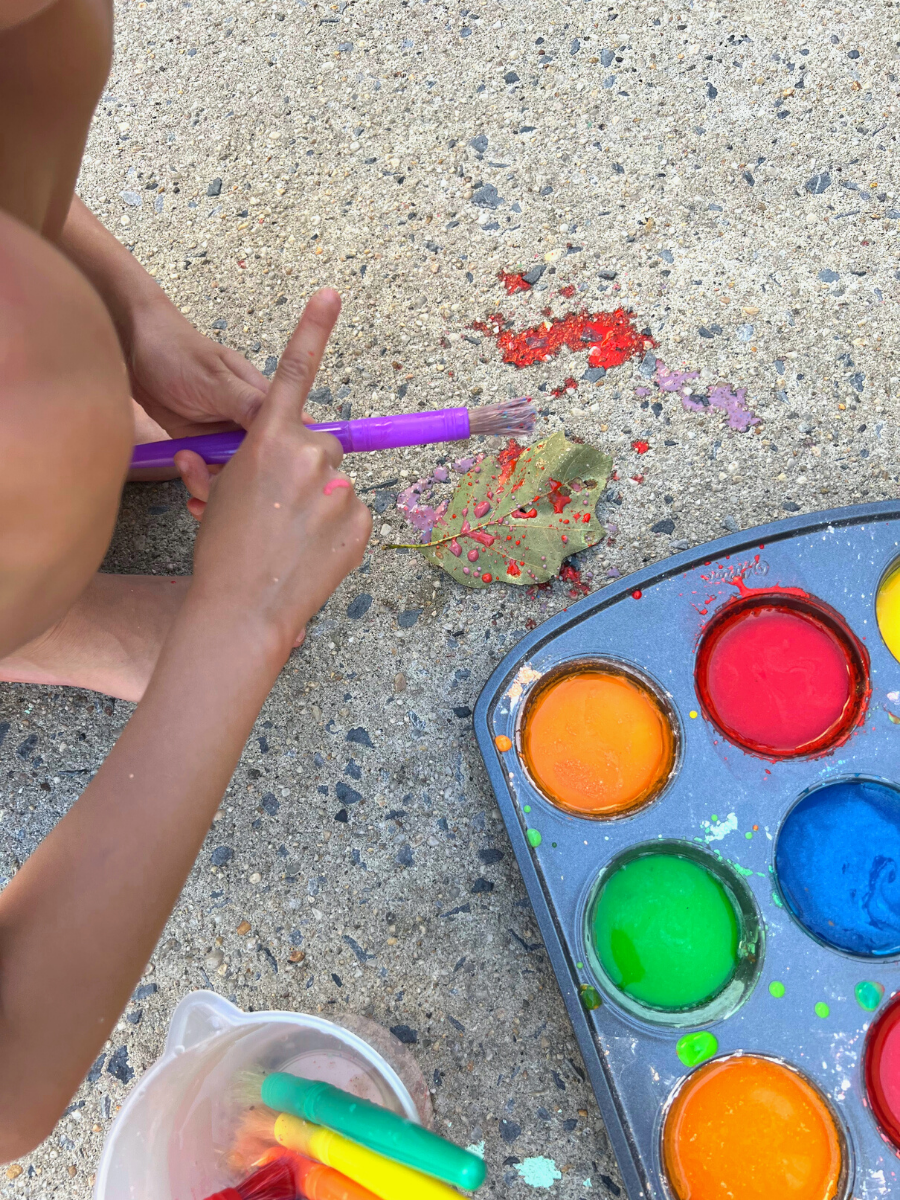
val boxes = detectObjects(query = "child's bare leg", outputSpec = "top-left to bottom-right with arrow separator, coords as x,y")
0,211 -> 135,669
0,575 -> 190,702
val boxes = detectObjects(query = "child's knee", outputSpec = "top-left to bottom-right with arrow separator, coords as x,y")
0,210 -> 132,654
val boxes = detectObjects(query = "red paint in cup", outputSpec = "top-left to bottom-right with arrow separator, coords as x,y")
865,994 -> 900,1149
695,593 -> 868,758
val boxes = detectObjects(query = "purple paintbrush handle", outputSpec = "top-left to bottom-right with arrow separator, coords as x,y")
129,409 -> 472,472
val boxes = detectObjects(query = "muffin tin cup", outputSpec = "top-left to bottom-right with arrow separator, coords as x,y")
654,1053 -> 855,1200
578,840 -> 764,1030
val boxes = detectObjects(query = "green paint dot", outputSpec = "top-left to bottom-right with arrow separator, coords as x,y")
526,828 -> 542,848
552,842 -> 558,848
579,984 -> 602,1011
523,805 -> 531,813
745,831 -> 753,839
855,980 -> 885,1011
815,1002 -> 830,1019
676,1030 -> 719,1068
576,961 -> 584,970
771,891 -> 783,909
769,981 -> 786,998
711,814 -> 718,821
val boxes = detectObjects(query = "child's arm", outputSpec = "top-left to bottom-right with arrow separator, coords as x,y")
0,289 -> 371,1160
59,196 -> 271,436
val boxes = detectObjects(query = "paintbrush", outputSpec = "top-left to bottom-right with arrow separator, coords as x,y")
239,1071 -> 485,1190
129,397 -> 536,472
231,1108 -> 471,1200
252,1146 -> 381,1200
202,1155 -> 297,1200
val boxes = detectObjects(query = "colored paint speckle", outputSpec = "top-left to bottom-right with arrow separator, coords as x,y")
632,589 -> 643,600
514,1157 -> 563,1189
526,828 -> 542,847
322,476 -> 351,495
815,1002 -> 830,1019
769,981 -> 786,998
689,710 -> 698,719
676,1030 -> 719,1068
579,984 -> 602,1011
523,805 -> 531,813
494,734 -> 513,752
856,980 -> 885,1011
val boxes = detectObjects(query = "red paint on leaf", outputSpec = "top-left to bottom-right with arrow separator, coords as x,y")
507,561 -> 522,577
481,573 -> 493,583
549,480 -> 572,514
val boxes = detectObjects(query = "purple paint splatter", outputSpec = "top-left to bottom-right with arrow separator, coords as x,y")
645,359 -> 758,433
396,478 -> 448,541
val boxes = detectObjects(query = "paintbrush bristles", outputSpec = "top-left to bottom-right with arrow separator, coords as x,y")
468,396 -> 536,438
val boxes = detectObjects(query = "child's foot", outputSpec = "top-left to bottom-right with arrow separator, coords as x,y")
0,574 -> 190,702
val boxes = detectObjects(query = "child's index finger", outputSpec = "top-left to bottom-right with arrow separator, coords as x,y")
263,288 -> 341,427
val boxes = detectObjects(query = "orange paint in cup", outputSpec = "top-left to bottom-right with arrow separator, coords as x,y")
662,1054 -> 845,1200
521,665 -> 676,817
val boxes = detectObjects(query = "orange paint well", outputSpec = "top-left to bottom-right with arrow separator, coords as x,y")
521,666 -> 676,817
662,1055 -> 844,1200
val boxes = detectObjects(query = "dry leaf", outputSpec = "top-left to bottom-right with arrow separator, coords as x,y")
403,433 -> 612,589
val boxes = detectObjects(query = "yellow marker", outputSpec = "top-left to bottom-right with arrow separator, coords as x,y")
877,562 -> 900,663
273,1113 -> 466,1200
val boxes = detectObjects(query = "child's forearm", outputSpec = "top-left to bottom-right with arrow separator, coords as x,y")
0,593 -> 287,1159
58,195 -> 174,345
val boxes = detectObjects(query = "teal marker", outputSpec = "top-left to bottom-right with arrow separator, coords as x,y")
261,1072 -> 487,1191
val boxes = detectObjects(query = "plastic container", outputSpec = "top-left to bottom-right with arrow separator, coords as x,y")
93,991 -> 427,1200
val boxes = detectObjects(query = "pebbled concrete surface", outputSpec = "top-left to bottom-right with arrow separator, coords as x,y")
2,0 -> 899,1193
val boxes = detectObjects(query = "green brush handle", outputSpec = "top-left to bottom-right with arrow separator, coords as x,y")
260,1072 -> 487,1191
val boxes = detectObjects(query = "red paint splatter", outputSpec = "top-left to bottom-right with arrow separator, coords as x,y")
632,440 -> 650,454
632,589 -> 643,599
560,563 -> 590,599
551,376 -> 579,398
467,549 -> 479,562
468,529 -> 496,548
549,480 -> 572,514
481,573 -> 493,583
498,271 -> 533,295
507,561 -> 522,577
631,475 -> 645,484
449,539 -> 462,557
497,438 -> 525,483
471,308 -> 654,371
559,284 -> 577,299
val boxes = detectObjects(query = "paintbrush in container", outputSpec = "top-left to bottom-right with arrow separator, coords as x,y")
232,1108 -> 469,1200
252,1146 -> 381,1200
129,397 -> 536,473
202,1155 -> 297,1200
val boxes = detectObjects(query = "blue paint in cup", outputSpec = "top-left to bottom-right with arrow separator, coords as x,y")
775,778 -> 900,957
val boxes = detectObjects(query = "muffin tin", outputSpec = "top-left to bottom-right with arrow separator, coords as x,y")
474,502 -> 900,1199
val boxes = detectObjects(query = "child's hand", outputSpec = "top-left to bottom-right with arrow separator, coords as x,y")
128,306 -> 270,437
181,289 -> 372,659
